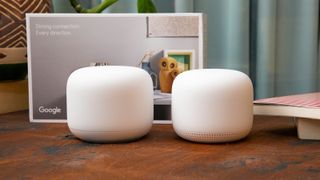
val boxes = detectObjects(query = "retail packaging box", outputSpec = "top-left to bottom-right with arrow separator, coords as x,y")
26,13 -> 207,123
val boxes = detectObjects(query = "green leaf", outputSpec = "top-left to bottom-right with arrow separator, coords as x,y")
137,0 -> 157,13
69,0 -> 118,13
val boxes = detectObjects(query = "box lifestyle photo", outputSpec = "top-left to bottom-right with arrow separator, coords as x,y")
26,13 -> 207,123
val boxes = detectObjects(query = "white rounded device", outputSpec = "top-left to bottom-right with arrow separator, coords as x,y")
172,69 -> 253,143
67,66 -> 153,143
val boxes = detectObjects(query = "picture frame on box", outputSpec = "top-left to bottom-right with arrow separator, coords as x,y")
164,49 -> 195,72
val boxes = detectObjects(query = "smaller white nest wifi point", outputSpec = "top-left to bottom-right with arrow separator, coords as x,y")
66,66 -> 153,143
172,69 -> 253,143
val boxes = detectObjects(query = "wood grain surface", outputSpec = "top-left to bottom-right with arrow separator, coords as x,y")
1,111 -> 320,179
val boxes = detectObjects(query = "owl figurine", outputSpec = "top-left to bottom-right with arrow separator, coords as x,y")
159,57 -> 179,93
170,68 -> 182,79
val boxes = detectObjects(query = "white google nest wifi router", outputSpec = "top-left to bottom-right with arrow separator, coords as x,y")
172,69 -> 253,143
66,66 -> 154,143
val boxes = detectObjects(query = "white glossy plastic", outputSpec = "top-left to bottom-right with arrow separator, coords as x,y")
172,69 -> 253,143
67,66 -> 153,142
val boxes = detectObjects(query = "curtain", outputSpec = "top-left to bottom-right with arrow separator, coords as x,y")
176,0 -> 320,99
103,0 -> 137,13
254,0 -> 319,99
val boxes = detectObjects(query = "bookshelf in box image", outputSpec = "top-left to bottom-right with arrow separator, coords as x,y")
254,92 -> 320,140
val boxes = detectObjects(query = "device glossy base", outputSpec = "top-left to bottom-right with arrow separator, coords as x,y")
174,128 -> 251,143
70,126 -> 151,143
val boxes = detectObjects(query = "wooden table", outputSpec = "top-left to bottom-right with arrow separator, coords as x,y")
1,111 -> 320,179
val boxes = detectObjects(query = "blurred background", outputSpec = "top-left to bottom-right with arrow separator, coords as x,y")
1,0 -> 319,115
53,0 -> 320,99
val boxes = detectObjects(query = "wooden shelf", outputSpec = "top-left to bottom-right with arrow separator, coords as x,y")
0,80 -> 28,114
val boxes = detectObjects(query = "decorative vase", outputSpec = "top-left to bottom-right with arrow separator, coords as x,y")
0,0 -> 51,81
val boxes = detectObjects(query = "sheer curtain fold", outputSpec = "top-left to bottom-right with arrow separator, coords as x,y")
174,0 -> 193,12
176,0 -> 320,99
194,0 -> 250,74
275,0 -> 319,97
255,0 -> 277,99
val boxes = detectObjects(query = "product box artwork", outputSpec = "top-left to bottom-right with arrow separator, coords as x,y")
27,13 -> 207,123
35,24 -> 79,36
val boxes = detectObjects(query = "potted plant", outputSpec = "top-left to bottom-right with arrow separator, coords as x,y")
69,0 -> 157,13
